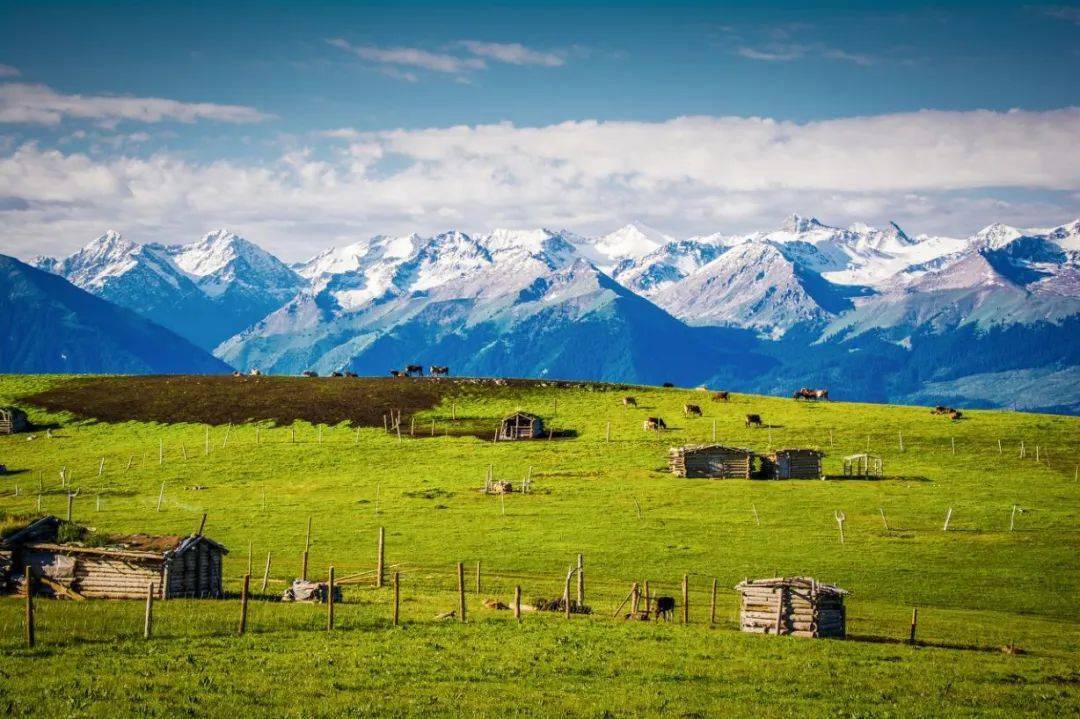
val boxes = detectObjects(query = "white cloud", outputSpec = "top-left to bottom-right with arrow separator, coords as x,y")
459,41 -> 565,67
735,43 -> 874,66
2,108 -> 1078,260
0,82 -> 272,125
0,65 -> 19,78
1039,5 -> 1080,24
326,38 -> 484,75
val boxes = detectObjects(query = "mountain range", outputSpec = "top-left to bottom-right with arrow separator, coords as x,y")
21,214 -> 1080,413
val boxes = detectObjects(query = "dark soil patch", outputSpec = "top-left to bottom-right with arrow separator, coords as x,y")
22,375 -> 620,428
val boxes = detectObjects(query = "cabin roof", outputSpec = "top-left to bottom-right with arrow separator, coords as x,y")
502,411 -> 540,421
734,576 -> 848,595
2,516 -> 227,557
671,443 -> 753,455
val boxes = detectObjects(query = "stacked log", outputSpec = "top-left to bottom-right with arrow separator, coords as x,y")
735,577 -> 846,638
669,445 -> 753,479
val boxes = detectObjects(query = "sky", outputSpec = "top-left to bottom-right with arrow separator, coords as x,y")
1,0 -> 1078,262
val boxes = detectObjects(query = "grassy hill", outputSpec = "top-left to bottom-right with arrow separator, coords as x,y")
0,374 -> 1077,717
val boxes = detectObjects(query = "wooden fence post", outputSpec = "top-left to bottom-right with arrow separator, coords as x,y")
943,508 -> 953,532
393,571 -> 400,626
144,582 -> 154,639
643,580 -> 651,617
710,578 -> 718,626
879,507 -> 890,531
300,550 -> 308,583
514,585 -> 521,621
475,560 -> 481,595
66,492 -> 74,522
563,567 -> 573,620
576,553 -> 584,606
156,482 -> 165,512
376,527 -> 385,588
238,573 -> 250,635
909,607 -> 918,644
327,566 -> 335,631
261,552 -> 272,592
24,567 -> 34,648
682,574 -> 689,624
457,562 -> 466,622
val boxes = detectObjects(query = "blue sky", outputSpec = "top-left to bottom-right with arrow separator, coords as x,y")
1,1 -> 1078,260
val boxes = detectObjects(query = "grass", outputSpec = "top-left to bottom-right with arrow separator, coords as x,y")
0,374 -> 1077,717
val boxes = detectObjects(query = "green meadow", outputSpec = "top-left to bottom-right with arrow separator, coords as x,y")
0,374 -> 1077,717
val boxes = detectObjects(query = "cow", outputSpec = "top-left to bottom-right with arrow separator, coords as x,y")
389,370 -> 404,378
430,365 -> 449,377
330,371 -> 343,378
684,403 -> 703,417
302,370 -> 319,378
344,371 -> 358,378
623,396 -> 637,407
794,388 -> 829,401
248,368 -> 262,376
711,391 -> 730,402
931,405 -> 949,415
653,596 -> 676,621
662,382 -> 675,388
405,364 -> 424,377
745,414 -> 763,428
949,409 -> 964,420
232,370 -> 242,377
643,417 -> 667,431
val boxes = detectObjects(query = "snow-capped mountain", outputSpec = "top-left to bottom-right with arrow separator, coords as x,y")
35,230 -> 303,350
23,214 -> 1080,413
1,254 -> 229,374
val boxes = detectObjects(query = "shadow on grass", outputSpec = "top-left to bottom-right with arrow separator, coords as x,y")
848,633 -> 1022,655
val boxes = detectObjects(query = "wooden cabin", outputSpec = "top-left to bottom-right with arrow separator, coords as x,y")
762,449 -> 823,479
498,412 -> 544,441
843,453 -> 883,478
1,516 -> 228,599
734,576 -> 847,638
0,406 -> 29,435
668,444 -> 753,479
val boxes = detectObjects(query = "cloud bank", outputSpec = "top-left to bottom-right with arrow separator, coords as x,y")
2,108 -> 1078,259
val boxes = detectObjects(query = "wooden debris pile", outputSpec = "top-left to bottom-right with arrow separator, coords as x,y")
281,578 -> 342,603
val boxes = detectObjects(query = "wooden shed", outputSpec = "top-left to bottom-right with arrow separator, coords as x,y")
0,406 -> 29,435
668,444 -> 753,478
2,517 -> 228,599
498,412 -> 544,441
761,449 -> 824,479
735,576 -> 847,638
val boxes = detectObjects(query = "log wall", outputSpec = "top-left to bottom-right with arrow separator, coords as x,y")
669,446 -> 753,478
738,584 -> 845,638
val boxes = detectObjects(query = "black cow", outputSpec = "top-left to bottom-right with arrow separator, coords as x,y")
389,370 -> 404,378
745,414 -> 763,428
405,364 -> 424,377
662,382 -> 675,388
643,417 -> 667,431
302,370 -> 319,378
684,403 -> 703,417
430,365 -> 449,377
654,596 -> 676,621
622,396 -> 637,407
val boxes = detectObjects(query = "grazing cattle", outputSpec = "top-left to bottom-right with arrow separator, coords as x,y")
344,371 -> 358,378
745,414 -> 763,428
302,370 -> 318,378
405,364 -> 424,377
662,382 -> 675,388
623,396 -> 637,407
389,370 -> 404,378
711,391 -> 729,402
643,417 -> 667,431
430,365 -> 449,377
794,388 -> 829,401
683,403 -> 703,417
249,368 -> 262,376
654,596 -> 676,621
931,405 -> 949,415
232,370 -> 242,377
949,410 -> 963,420
330,371 -> 343,378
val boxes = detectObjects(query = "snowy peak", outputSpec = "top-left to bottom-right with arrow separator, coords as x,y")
611,239 -> 727,296
585,223 -> 671,269
163,229 -> 302,299
779,213 -> 827,234
972,223 -> 1023,250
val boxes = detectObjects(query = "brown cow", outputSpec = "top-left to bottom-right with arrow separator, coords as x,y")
930,405 -> 949,415
684,403 -> 703,417
711,391 -> 729,402
794,388 -> 829,401
623,396 -> 637,407
344,371 -> 358,378
745,414 -> 763,428
949,410 -> 963,420
389,370 -> 404,378
643,417 -> 667,431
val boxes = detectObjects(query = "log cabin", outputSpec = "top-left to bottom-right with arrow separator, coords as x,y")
734,576 -> 846,638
